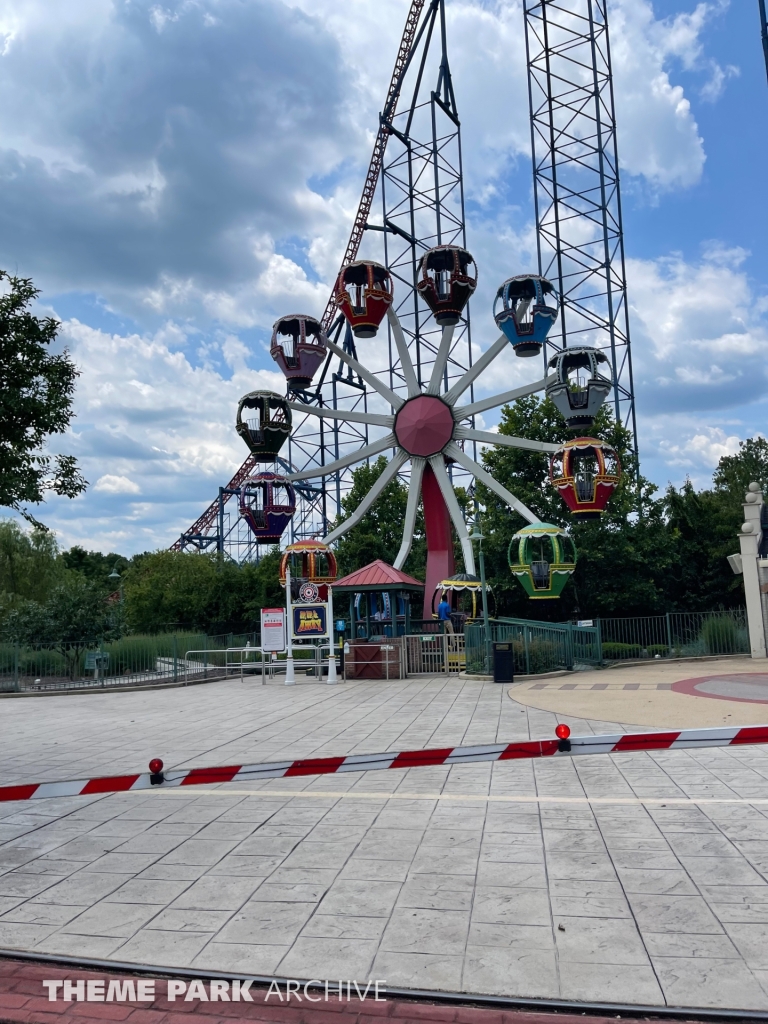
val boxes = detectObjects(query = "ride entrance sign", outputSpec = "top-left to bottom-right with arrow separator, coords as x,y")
260,608 -> 286,652
293,604 -> 328,639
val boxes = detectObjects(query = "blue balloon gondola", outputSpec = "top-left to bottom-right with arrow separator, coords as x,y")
494,275 -> 558,357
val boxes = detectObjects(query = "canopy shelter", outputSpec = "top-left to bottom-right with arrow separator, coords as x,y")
433,572 -> 493,622
333,560 -> 425,638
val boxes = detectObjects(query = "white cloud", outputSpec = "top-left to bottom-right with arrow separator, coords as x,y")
659,427 -> 741,468
93,474 -> 141,494
627,243 -> 768,488
0,0 -> 749,551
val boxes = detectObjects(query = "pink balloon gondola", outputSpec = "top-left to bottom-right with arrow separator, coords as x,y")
270,314 -> 328,391
239,471 -> 296,543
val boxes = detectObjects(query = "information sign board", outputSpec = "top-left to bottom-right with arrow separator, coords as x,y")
293,603 -> 328,639
85,652 -> 109,670
261,608 -> 286,652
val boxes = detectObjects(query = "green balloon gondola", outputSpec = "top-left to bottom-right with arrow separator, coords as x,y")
508,522 -> 576,600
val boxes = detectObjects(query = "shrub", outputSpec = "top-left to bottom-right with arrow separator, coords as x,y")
601,642 -> 642,660
700,615 -> 741,655
646,645 -> 670,659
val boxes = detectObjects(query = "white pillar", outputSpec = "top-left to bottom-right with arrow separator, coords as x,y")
738,483 -> 766,660
326,585 -> 338,684
284,566 -> 296,685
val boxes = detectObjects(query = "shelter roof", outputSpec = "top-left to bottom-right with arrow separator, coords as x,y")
333,560 -> 425,592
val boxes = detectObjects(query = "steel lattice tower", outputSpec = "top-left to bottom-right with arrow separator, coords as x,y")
285,0 -> 475,544
525,0 -> 638,456
175,0 -> 638,557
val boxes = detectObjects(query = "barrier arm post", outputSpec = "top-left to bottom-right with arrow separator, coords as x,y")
285,567 -> 296,685
327,585 -> 338,685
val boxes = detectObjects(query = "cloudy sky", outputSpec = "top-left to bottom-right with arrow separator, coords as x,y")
2,0 -> 767,554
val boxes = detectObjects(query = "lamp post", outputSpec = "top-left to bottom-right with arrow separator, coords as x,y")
108,567 -> 123,604
469,524 -> 491,673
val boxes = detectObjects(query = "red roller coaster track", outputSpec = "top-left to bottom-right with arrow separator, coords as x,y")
172,0 -> 426,552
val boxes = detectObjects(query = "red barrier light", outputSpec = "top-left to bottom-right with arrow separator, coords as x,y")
555,724 -> 571,740
149,759 -> 164,775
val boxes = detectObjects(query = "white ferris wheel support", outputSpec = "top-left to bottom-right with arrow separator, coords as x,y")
393,457 -> 425,570
281,308 -> 556,572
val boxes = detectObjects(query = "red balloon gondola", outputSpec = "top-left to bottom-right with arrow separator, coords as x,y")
270,314 -> 327,391
550,438 -> 621,520
239,471 -> 296,543
334,260 -> 393,338
417,245 -> 477,326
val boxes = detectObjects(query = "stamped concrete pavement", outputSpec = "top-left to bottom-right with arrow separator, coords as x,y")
3,671 -> 768,1011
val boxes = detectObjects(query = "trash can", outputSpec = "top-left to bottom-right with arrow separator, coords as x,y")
493,641 -> 514,684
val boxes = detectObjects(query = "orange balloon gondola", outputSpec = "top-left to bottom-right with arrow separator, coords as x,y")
279,539 -> 338,601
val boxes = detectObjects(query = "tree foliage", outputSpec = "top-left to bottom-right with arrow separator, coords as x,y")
0,519 -> 63,610
333,456 -> 426,578
121,549 -> 284,634
3,575 -> 126,677
0,272 -> 86,527
61,546 -> 130,590
0,416 -> 764,638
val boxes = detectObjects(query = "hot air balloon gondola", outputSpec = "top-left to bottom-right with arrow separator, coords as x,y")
279,539 -> 338,601
550,437 -> 621,520
334,260 -> 393,338
235,391 -> 291,459
546,347 -> 612,433
270,314 -> 328,391
508,523 -> 576,600
239,471 -> 296,544
417,245 -> 477,326
494,275 -> 558,357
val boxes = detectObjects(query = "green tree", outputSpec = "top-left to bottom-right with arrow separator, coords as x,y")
0,272 -> 86,527
0,518 -> 63,610
3,575 -> 125,678
713,438 -> 768,518
475,395 -> 665,619
334,456 -> 425,577
61,546 -> 130,592
661,481 -> 742,611
121,549 -> 284,634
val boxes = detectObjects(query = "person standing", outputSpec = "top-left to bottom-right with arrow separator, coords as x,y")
437,593 -> 454,634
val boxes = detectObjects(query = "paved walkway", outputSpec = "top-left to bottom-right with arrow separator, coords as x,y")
0,958 -> 704,1024
510,658 -> 768,728
3,668 -> 768,1011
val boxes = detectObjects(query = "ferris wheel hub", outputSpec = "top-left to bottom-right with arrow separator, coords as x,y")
394,394 -> 455,457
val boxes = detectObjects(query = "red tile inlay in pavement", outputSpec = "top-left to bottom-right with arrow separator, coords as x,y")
0,957 -> 722,1024
672,673 -> 768,705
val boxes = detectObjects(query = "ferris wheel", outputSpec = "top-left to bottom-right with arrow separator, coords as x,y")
243,246 -> 620,611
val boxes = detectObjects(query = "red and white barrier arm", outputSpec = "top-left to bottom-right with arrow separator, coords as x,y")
3,724 -> 768,803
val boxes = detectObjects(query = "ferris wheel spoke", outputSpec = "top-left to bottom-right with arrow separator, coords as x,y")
326,337 -> 404,411
393,457 -> 425,570
287,434 -> 396,482
442,334 -> 508,405
387,308 -> 421,398
426,323 -> 455,396
455,426 -> 560,454
286,402 -> 394,429
323,450 -> 409,545
453,374 -> 555,420
444,442 -> 540,525
427,455 -> 476,577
